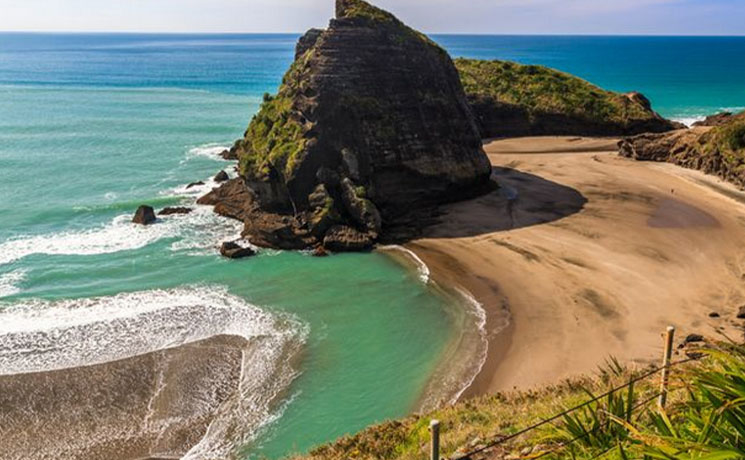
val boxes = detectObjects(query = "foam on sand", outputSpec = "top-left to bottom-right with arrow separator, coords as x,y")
0,286 -> 308,460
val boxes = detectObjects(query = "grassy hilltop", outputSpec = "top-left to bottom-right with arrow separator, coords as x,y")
456,58 -> 680,138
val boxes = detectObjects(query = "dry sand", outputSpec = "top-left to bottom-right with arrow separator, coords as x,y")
409,136 -> 745,396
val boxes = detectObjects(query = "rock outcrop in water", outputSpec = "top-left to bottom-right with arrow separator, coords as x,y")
619,112 -> 745,189
132,205 -> 156,225
200,0 -> 492,251
456,58 -> 683,138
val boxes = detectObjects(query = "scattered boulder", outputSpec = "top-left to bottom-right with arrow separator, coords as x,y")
683,334 -> 705,345
738,306 -> 745,319
214,170 -> 229,182
132,205 -> 156,225
709,312 -> 721,318
186,181 -> 205,189
220,241 -> 256,259
158,206 -> 193,216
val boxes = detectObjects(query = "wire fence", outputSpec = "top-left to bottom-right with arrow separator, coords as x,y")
435,340 -> 703,460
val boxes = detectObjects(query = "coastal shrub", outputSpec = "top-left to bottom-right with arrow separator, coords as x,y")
455,58 -> 654,126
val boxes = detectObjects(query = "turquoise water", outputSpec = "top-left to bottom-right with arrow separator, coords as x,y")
0,33 -> 744,459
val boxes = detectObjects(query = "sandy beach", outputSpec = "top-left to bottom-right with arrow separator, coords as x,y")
0,336 -> 248,460
409,135 -> 745,396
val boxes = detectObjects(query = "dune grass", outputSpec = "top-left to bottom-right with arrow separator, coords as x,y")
285,343 -> 745,460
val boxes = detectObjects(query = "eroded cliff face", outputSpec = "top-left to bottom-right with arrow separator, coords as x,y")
202,0 -> 492,251
619,112 -> 745,189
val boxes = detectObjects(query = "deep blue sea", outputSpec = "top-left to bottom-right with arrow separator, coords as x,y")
0,33 -> 743,459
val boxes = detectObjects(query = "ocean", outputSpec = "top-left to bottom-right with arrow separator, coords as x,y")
0,33 -> 743,459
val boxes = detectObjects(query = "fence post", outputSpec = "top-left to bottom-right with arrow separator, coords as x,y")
658,326 -> 675,409
430,419 -> 440,460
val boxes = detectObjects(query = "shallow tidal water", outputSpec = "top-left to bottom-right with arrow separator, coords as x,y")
0,33 -> 743,459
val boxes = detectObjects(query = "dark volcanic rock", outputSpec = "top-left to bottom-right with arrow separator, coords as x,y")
200,0 -> 492,252
220,145 -> 239,161
158,207 -> 193,216
132,205 -> 156,225
197,178 -> 257,221
186,181 -> 205,189
323,225 -> 375,252
220,241 -> 256,259
456,59 -> 683,138
738,306 -> 745,319
619,113 -> 745,190
683,334 -> 705,345
242,213 -> 315,250
214,170 -> 229,182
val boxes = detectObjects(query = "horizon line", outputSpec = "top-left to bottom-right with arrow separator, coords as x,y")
2,30 -> 745,38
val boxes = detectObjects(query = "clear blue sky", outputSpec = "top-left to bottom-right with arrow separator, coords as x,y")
1,0 -> 743,35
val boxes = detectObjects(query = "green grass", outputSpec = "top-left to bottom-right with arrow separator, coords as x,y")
285,343 -> 745,460
455,58 -> 655,126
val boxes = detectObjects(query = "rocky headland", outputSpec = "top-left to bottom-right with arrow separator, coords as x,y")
200,0 -> 492,252
619,112 -> 745,189
456,58 -> 683,138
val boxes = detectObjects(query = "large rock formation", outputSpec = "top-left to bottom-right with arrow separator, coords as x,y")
619,112 -> 745,189
456,59 -> 683,138
200,0 -> 492,251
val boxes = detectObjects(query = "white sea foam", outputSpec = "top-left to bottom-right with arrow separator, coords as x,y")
0,204 -> 242,266
450,287 -> 491,403
672,116 -> 706,128
0,269 -> 26,298
378,245 -> 431,283
0,286 -> 308,459
186,143 -> 231,161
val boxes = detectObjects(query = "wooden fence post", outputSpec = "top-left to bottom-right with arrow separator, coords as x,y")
658,326 -> 675,409
430,419 -> 440,460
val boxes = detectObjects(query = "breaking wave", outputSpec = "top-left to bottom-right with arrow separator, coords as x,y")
0,285 -> 308,459
0,201 -> 242,266
0,269 -> 26,298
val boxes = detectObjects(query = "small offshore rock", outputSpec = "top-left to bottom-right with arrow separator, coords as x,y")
220,241 -> 256,259
132,205 -> 156,225
312,245 -> 329,257
214,170 -> 229,182
186,181 -> 205,189
158,206 -> 193,216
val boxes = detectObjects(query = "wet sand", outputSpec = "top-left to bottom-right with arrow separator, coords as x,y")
0,335 -> 247,460
409,136 -> 745,395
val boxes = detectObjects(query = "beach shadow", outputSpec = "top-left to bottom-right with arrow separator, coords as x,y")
416,167 -> 588,240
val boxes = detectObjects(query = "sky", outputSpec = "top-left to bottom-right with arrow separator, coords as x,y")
0,0 -> 743,35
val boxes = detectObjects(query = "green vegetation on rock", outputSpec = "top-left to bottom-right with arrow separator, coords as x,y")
238,49 -> 313,180
337,0 -> 400,24
456,58 -> 653,126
